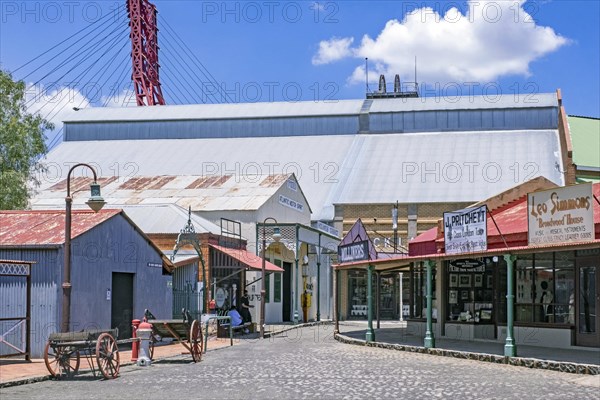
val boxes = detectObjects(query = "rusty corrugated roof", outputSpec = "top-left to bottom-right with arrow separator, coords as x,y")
0,209 -> 121,246
32,173 -> 305,212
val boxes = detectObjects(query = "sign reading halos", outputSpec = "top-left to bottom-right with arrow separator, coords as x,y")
528,183 -> 594,245
444,205 -> 487,255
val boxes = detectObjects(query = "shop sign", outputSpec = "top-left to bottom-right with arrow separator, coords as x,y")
315,221 -> 340,238
528,183 -> 594,245
443,205 -> 487,255
449,259 -> 485,272
279,194 -> 304,212
338,241 -> 369,263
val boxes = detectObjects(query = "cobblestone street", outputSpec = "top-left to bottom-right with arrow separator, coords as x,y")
2,326 -> 599,400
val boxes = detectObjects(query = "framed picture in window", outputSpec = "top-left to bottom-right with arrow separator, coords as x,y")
449,290 -> 458,304
449,274 -> 458,287
479,309 -> 492,321
474,274 -> 483,288
486,275 -> 493,289
460,290 -> 469,301
459,274 -> 472,288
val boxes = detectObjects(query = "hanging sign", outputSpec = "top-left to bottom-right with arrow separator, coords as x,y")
449,259 -> 485,272
528,183 -> 594,245
338,241 -> 369,263
444,205 -> 487,255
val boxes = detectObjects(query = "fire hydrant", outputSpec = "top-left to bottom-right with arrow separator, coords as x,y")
137,321 -> 153,367
131,319 -> 141,362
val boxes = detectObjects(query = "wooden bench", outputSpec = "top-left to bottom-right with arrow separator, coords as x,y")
217,321 -> 253,338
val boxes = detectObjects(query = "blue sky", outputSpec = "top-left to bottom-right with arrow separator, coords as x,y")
1,0 -> 599,124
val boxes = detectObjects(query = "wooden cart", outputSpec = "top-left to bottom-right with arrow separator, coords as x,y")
144,309 -> 203,362
44,329 -> 125,380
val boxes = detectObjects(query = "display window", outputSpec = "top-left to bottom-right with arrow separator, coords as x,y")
515,251 -> 575,325
446,258 -> 493,323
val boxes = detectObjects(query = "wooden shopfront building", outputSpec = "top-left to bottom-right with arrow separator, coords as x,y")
333,181 -> 600,354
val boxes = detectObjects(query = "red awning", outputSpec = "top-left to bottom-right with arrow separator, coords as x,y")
209,244 -> 284,272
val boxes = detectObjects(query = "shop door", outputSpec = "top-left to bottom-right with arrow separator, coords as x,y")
575,256 -> 600,347
111,273 -> 134,340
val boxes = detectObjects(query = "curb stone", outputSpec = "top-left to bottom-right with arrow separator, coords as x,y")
334,332 -> 600,376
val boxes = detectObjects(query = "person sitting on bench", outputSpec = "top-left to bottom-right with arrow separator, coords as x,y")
227,306 -> 249,334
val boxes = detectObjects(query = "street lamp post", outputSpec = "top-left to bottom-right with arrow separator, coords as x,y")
62,163 -> 106,333
260,218 -> 281,338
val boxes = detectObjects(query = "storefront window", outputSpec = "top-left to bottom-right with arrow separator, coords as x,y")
411,262 -> 436,319
447,258 -> 493,323
515,252 -> 574,325
348,270 -> 368,319
554,252 -> 575,324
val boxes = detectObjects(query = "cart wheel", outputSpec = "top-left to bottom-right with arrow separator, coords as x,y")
96,333 -> 120,379
44,341 -> 80,379
190,320 -> 203,363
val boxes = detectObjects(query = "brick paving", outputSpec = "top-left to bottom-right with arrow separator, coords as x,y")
0,335 -> 237,386
1,324 -> 599,400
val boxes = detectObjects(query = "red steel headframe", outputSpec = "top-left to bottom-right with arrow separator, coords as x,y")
127,0 -> 165,106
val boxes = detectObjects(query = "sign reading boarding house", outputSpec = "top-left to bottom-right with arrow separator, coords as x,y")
528,183 -> 594,245
338,241 -> 369,263
444,205 -> 487,255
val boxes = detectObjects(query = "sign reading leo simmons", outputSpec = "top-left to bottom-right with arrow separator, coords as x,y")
528,183 -> 594,246
338,241 -> 370,263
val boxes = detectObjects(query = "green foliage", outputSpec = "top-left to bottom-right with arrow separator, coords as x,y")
0,70 -> 52,209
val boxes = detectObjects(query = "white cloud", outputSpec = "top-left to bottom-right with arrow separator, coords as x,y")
25,84 -> 91,133
313,0 -> 569,84
312,37 -> 355,65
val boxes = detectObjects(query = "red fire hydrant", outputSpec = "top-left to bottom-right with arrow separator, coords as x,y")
131,319 -> 141,362
137,321 -> 153,366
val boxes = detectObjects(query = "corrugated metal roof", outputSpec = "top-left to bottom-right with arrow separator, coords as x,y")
0,209 -> 121,246
334,129 -> 564,204
62,94 -> 557,123
38,137 -> 347,219
36,128 -> 564,220
116,204 -> 221,235
63,100 -> 365,122
209,244 -> 284,272
32,173 -> 303,212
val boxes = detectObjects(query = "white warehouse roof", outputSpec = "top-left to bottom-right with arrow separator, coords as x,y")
38,130 -> 564,220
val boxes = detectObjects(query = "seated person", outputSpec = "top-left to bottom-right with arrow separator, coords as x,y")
228,306 -> 243,325
227,306 -> 250,334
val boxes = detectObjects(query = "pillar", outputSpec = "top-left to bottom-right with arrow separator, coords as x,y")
504,254 -> 517,357
366,264 -> 376,342
376,271 -> 381,329
333,268 -> 339,334
424,260 -> 435,348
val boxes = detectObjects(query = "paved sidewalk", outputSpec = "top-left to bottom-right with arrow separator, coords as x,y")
337,321 -> 600,374
0,335 -> 238,387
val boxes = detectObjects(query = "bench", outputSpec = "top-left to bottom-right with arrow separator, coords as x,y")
217,321 -> 253,338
